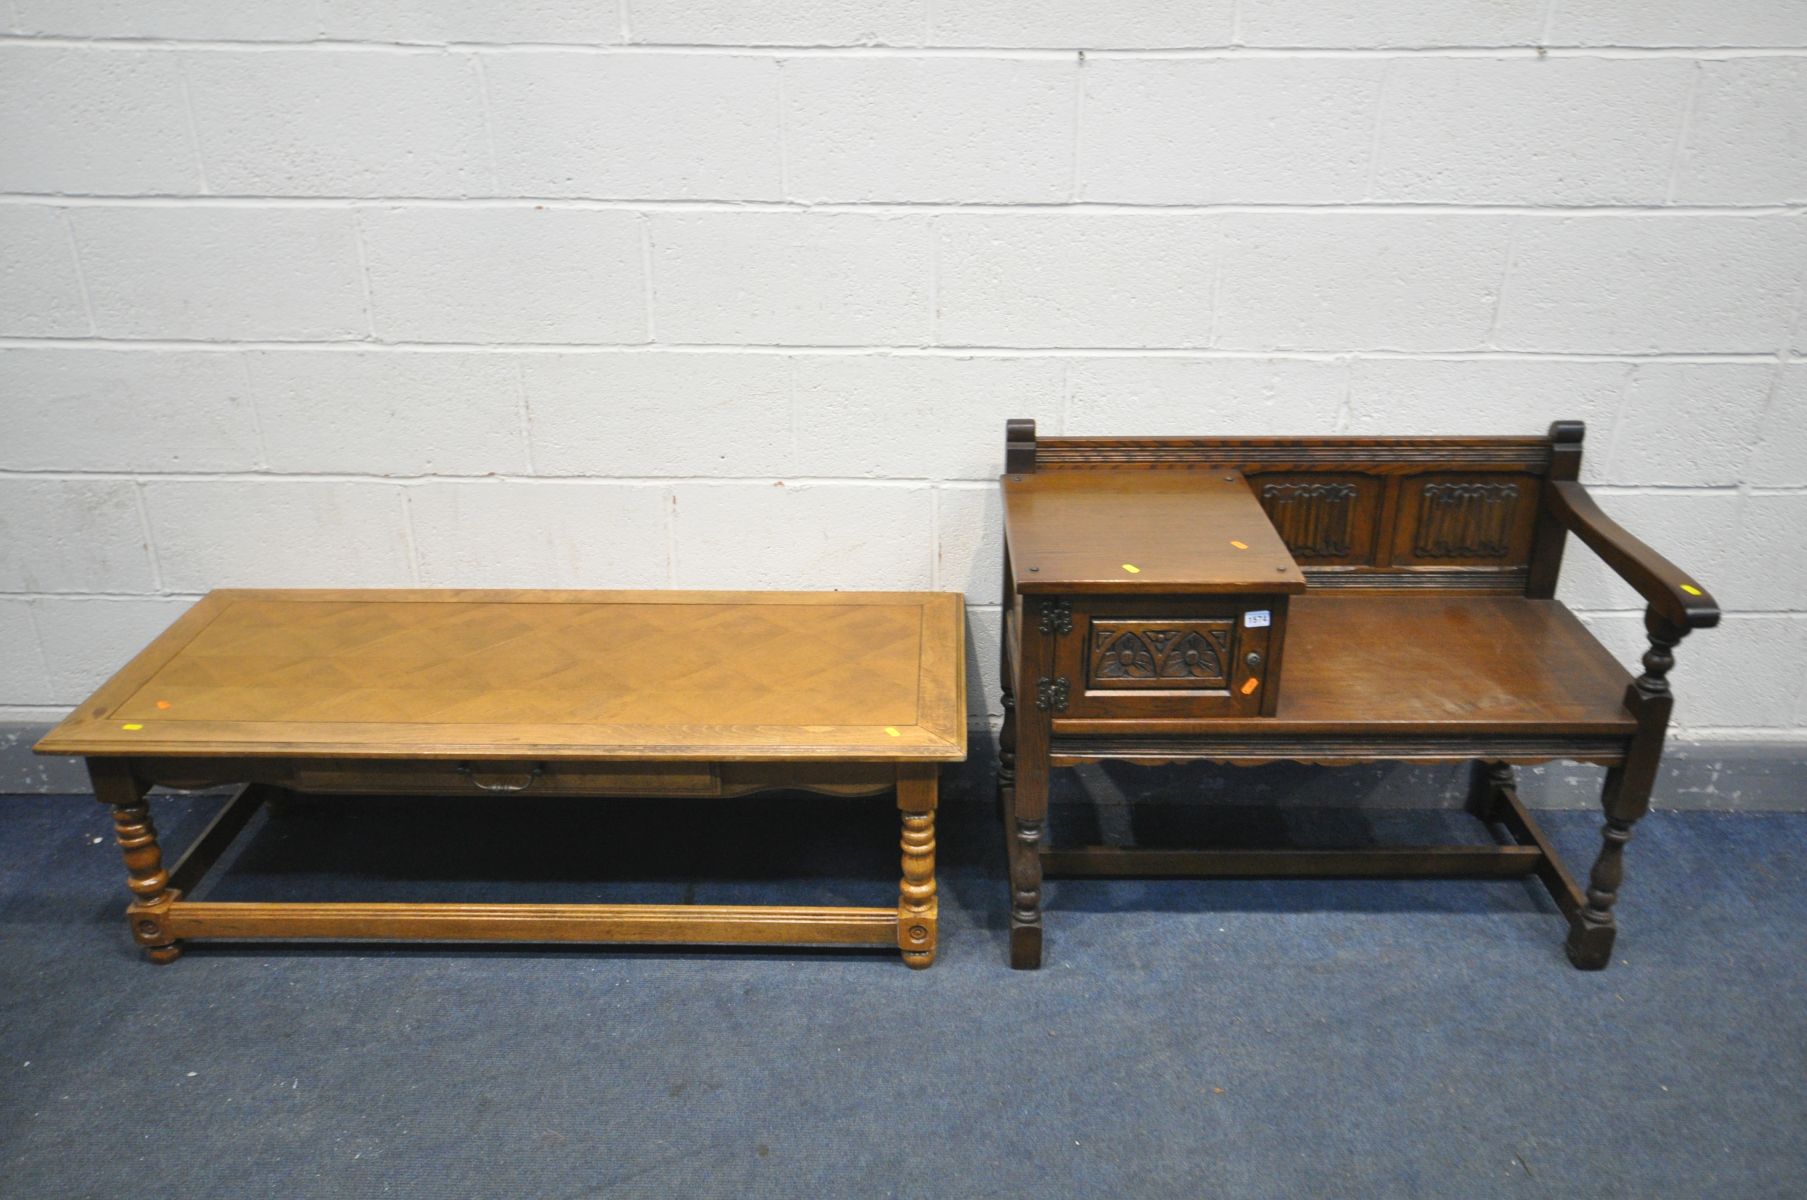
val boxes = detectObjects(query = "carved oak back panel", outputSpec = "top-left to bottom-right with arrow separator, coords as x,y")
1006,424 -> 1577,594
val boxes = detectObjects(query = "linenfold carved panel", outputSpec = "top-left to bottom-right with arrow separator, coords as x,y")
1088,620 -> 1232,690
1414,481 -> 1521,559
1259,481 -> 1358,559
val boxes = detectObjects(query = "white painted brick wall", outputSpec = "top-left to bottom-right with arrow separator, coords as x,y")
651,213 -> 931,345
1370,59 -> 1693,204
141,481 -> 413,590
2,349 -> 261,471
484,54 -> 783,200
183,50 -> 492,197
0,4 -> 1801,741
408,481 -> 670,588
0,206 -> 87,335
786,58 -> 1073,203
248,351 -> 530,475
524,353 -> 796,477
70,207 -> 369,339
0,47 -> 198,194
936,214 -> 1219,347
1079,60 -> 1386,204
361,208 -> 646,342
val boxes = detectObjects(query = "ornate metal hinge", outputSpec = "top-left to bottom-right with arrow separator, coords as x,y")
1038,598 -> 1072,636
1035,676 -> 1070,711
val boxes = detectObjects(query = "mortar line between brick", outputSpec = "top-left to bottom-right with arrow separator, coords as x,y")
56,211 -> 97,335
1069,50 -> 1084,202
8,36 -> 1807,58
513,358 -> 537,474
1362,59 -> 1396,198
1540,0 -> 1561,45
663,490 -> 677,586
1602,362 -> 1641,481
172,51 -> 211,194
128,481 -> 164,592
1,338 -> 1794,363
398,488 -> 422,585
237,354 -> 272,469
775,58 -> 791,201
929,486 -> 941,589
1485,217 -> 1526,347
471,52 -> 503,194
18,599 -> 51,700
9,195 -> 1801,215
1334,358 -> 1354,432
1777,240 -> 1807,368
1665,62 -> 1703,204
1205,222 -> 1226,346
349,212 -> 377,338
617,0 -> 631,43
784,355 -> 800,470
0,470 -> 1783,495
639,214 -> 657,343
0,591 -> 213,602
1739,362 -> 1789,489
927,217 -> 940,344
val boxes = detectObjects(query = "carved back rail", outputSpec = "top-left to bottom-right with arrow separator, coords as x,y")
1004,421 -> 1583,594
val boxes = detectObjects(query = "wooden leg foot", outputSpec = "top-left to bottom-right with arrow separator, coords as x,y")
1564,916 -> 1615,970
145,943 -> 183,965
1008,921 -> 1042,971
1566,807 -> 1638,971
1008,816 -> 1044,970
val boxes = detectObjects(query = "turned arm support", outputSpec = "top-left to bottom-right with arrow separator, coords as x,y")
1545,480 -> 1721,633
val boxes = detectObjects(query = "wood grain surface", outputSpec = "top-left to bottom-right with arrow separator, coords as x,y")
1002,469 -> 1308,594
36,590 -> 968,761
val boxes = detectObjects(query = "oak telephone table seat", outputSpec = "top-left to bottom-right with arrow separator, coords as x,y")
35,589 -> 966,968
997,420 -> 1718,970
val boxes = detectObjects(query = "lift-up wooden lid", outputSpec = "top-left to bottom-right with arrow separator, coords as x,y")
1002,469 -> 1306,595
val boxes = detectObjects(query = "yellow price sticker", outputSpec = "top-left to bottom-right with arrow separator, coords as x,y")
1121,563 -> 1141,574
122,723 -> 143,731
1680,584 -> 1703,597
1229,540 -> 1248,550
884,726 -> 901,737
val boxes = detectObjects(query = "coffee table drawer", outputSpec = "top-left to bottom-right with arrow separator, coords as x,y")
286,760 -> 722,797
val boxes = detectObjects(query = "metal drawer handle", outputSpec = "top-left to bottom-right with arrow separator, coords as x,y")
455,764 -> 543,792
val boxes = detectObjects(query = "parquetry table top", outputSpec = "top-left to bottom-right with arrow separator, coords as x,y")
36,590 -> 968,761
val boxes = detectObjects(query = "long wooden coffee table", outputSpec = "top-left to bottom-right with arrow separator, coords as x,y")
35,589 -> 967,968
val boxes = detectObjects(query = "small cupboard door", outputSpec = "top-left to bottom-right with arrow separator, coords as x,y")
1048,595 -> 1284,719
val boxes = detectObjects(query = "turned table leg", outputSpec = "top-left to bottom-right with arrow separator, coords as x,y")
897,765 -> 939,969
88,758 -> 182,964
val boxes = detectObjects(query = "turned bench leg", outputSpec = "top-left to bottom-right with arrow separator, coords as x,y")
1567,609 -> 1683,970
88,758 -> 182,964
897,765 -> 938,969
1566,766 -> 1643,969
999,690 -> 1046,969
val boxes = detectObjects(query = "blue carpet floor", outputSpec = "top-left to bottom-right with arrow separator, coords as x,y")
2,782 -> 1804,1199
